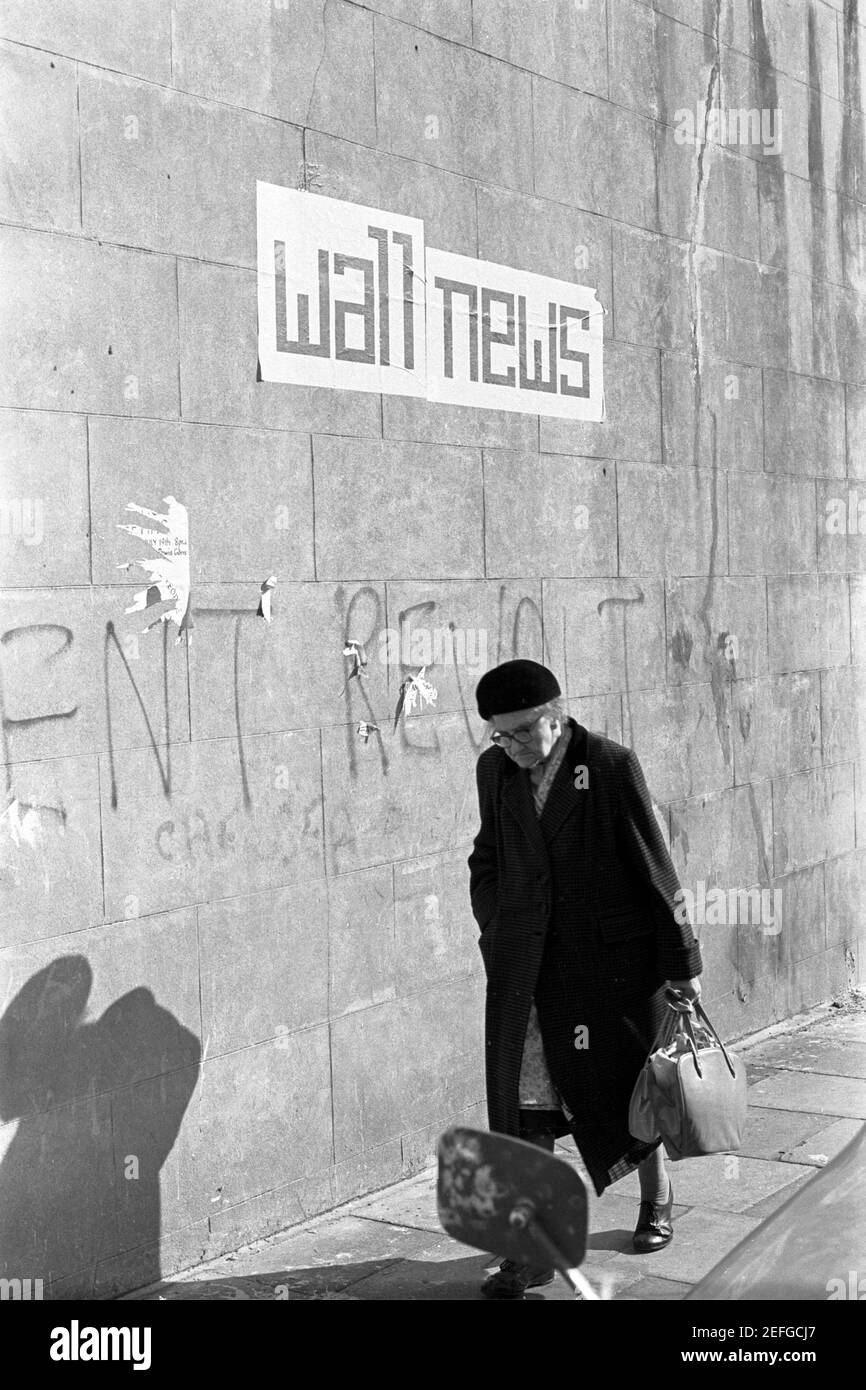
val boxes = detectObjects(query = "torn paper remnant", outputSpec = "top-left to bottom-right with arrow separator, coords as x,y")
117,497 -> 192,642
340,639 -> 368,695
257,575 -> 277,623
0,797 -> 66,848
393,666 -> 437,730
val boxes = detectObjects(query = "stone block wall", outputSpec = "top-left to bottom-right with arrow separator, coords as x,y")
0,0 -> 864,1296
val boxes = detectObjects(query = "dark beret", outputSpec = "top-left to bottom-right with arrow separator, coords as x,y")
475,660 -> 561,720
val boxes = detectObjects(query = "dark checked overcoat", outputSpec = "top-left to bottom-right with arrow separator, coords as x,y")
467,717 -> 703,1196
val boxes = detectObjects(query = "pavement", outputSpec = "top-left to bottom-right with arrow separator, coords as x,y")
125,999 -> 866,1301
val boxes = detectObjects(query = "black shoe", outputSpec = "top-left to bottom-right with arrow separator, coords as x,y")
481,1258 -> 555,1299
633,1179 -> 674,1253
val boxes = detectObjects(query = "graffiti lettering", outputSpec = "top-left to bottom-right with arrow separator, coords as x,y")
155,810 -> 239,862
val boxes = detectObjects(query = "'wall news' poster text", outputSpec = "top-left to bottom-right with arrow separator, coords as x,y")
257,183 -> 604,422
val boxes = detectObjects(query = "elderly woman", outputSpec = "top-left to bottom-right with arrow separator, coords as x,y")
468,660 -> 703,1299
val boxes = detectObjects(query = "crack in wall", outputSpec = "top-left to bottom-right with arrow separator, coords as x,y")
686,2 -> 731,774
304,0 -> 334,131
687,0 -> 722,427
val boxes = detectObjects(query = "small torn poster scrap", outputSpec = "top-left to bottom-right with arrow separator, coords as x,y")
356,721 -> 380,744
340,639 -> 368,695
0,796 -> 65,848
393,665 -> 437,730
117,497 -> 192,642
257,575 -> 277,623
0,797 -> 42,848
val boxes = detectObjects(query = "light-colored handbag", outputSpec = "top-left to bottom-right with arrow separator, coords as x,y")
629,992 -> 747,1160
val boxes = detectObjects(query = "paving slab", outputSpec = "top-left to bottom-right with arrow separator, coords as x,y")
316,1233 -> 490,1302
736,1105 -> 833,1160
130,1215 -> 441,1300
618,1275 -> 694,1301
742,1172 -> 816,1221
740,1033 -> 866,1079
330,1230 -> 630,1302
782,1117 -> 864,1167
605,1209 -> 763,1285
803,1014 -> 866,1044
134,1268 -> 385,1301
735,1063 -> 779,1086
341,1234 -> 641,1302
610,1153 -> 816,1214
224,1213 -> 437,1275
568,1265 -> 645,1302
746,1070 -> 866,1120
349,1172 -> 442,1233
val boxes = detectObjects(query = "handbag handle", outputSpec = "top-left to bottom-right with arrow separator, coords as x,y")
677,1006 -> 705,1077
663,990 -> 738,1080
692,1000 -> 738,1079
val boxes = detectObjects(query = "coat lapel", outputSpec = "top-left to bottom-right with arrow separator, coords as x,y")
538,720 -> 590,844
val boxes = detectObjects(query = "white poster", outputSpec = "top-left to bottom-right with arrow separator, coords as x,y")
424,247 -> 603,420
257,183 -> 426,397
256,183 -> 604,421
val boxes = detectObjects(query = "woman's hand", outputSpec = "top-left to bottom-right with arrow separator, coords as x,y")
667,977 -> 702,1002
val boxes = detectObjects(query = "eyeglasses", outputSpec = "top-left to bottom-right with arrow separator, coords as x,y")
489,715 -> 544,747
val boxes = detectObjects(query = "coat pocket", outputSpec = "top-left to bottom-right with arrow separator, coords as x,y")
599,912 -> 654,943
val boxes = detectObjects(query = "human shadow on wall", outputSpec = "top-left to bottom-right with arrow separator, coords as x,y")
0,955 -> 201,1295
